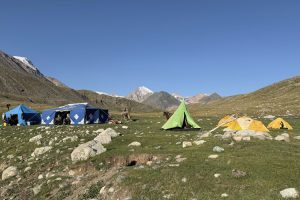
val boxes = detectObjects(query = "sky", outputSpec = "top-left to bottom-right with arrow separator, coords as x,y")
0,0 -> 300,97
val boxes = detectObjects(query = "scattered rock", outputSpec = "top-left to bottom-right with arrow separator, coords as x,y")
214,173 -> 221,178
200,132 -> 211,139
280,188 -> 299,199
38,174 -> 43,180
122,126 -> 128,129
182,141 -> 192,148
193,140 -> 206,145
24,167 -> 31,172
31,146 -> 52,157
213,146 -> 224,153
2,166 -> 18,181
71,141 -> 106,162
294,136 -> 300,140
32,184 -> 42,196
29,134 -> 42,144
208,155 -> 219,159
232,169 -> 247,178
221,193 -> 229,198
128,141 -> 141,147
233,136 -> 243,142
62,136 -> 78,143
275,133 -> 290,142
181,177 -> 187,183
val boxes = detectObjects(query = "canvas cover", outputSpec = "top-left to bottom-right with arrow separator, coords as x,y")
225,116 -> 269,132
4,104 -> 41,126
162,101 -> 200,130
267,118 -> 293,130
41,103 -> 108,125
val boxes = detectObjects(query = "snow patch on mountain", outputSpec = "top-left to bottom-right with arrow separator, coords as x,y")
13,56 -> 38,71
13,56 -> 44,77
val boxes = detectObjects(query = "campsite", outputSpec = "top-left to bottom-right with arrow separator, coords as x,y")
1,101 -> 300,199
1,1 -> 300,200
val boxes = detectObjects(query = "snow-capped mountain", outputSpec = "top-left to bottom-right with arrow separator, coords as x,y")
13,56 -> 44,77
127,86 -> 154,102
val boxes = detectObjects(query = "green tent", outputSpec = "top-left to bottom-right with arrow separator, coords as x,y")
162,101 -> 201,130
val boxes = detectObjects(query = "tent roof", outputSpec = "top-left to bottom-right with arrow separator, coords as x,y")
267,118 -> 293,130
162,101 -> 200,130
5,104 -> 39,116
43,103 -> 101,112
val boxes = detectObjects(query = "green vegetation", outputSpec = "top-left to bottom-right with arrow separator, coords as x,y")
0,114 -> 299,199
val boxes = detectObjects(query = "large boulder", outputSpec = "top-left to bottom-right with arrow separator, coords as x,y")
71,141 -> 106,162
94,132 -> 112,144
280,188 -> 299,199
2,166 -> 18,181
31,146 -> 52,157
102,128 -> 120,138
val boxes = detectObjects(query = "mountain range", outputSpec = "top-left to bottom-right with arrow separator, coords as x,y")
1,50 -> 299,116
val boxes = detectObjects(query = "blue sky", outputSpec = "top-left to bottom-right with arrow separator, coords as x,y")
1,0 -> 299,97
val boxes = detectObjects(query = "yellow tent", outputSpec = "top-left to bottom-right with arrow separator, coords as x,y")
218,115 -> 235,127
267,118 -> 293,130
225,116 -> 269,132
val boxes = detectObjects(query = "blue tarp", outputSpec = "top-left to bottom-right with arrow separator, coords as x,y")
4,104 -> 41,126
41,103 -> 109,125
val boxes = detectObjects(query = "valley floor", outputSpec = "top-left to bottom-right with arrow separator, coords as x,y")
0,114 -> 300,200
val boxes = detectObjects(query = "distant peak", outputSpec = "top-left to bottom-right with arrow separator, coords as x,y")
137,86 -> 153,93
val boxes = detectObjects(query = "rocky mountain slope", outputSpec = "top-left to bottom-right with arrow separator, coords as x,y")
46,77 -> 68,88
0,51 -> 87,106
127,86 -> 153,102
142,91 -> 180,110
190,76 -> 300,116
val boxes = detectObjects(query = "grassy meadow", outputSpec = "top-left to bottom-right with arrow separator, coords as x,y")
0,113 -> 300,199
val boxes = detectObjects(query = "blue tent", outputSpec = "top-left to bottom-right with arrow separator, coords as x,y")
4,104 -> 41,126
41,103 -> 109,125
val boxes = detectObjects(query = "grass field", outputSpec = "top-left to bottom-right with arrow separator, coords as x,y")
0,114 -> 300,200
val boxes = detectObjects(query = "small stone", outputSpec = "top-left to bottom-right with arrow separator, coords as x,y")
193,140 -> 206,145
208,155 -> 219,159
38,174 -> 43,180
68,170 -> 75,176
200,132 -> 211,138
213,146 -> 224,153
32,184 -> 42,195
221,193 -> 229,198
181,177 -> 187,183
280,188 -> 299,199
128,141 -> 141,147
214,173 -> 221,178
182,141 -> 192,148
2,166 -> 18,180
108,187 -> 115,193
122,126 -> 128,129
24,167 -> 31,172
